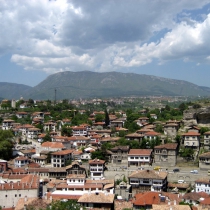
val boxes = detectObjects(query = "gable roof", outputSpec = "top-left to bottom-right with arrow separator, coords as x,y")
154,143 -> 178,150
182,131 -> 200,136
41,141 -> 65,149
78,192 -> 114,204
128,149 -> 152,156
129,169 -> 167,180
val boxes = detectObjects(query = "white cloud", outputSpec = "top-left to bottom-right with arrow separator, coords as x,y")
0,0 -> 210,74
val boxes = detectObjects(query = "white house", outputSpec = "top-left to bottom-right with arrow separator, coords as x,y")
128,149 -> 153,167
128,169 -> 168,194
89,159 -> 105,180
195,178 -> 210,194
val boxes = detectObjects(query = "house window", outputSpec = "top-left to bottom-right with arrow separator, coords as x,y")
19,194 -> 21,197
15,194 -> 17,197
5,195 -> 7,197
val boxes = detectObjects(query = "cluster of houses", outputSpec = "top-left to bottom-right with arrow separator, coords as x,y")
2,108 -> 210,209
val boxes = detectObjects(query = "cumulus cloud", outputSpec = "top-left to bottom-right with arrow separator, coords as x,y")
0,0 -> 209,73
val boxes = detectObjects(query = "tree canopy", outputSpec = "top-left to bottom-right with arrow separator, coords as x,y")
0,130 -> 14,160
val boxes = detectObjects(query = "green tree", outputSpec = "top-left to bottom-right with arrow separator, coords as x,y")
91,150 -> 106,160
61,126 -> 72,137
95,114 -> 104,122
200,127 -> 210,135
42,133 -> 52,142
104,109 -> 110,127
0,130 -> 14,160
44,200 -> 81,210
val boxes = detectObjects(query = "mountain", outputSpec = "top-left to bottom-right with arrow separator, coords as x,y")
1,71 -> 210,100
25,71 -> 210,100
0,82 -> 32,100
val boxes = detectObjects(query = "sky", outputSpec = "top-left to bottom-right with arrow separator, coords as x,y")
1,0 -> 210,87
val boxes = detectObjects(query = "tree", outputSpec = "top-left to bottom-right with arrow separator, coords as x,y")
104,109 -> 110,127
42,133 -> 52,142
61,126 -> 72,137
95,114 -> 104,122
44,200 -> 81,210
0,130 -> 14,160
200,127 -> 210,135
91,150 -> 106,160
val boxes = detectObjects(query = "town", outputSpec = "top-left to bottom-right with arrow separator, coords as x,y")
1,96 -> 210,210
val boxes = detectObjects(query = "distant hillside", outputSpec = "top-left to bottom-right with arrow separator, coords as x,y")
23,71 -> 210,100
0,82 -> 32,100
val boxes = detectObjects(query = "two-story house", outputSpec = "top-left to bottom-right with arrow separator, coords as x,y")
2,119 -> 15,130
51,149 -> 73,167
89,159 -> 105,180
199,151 -> 210,170
16,111 -> 28,119
163,123 -> 179,138
203,131 -> 210,150
154,143 -> 178,167
195,178 -> 210,194
110,146 -> 130,164
66,161 -> 87,176
72,125 -> 89,137
128,149 -> 153,167
128,169 -> 168,195
182,131 -> 200,150
14,156 -> 29,168
43,121 -> 56,132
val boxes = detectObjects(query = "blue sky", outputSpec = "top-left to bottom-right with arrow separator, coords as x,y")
1,0 -> 210,87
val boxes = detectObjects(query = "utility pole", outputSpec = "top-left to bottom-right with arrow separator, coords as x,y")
54,88 -> 57,105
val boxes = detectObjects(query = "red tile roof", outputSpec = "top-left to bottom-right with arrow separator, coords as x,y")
128,149 -> 152,155
182,131 -> 201,136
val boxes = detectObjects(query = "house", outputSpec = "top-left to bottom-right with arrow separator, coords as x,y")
128,169 -> 168,195
150,114 -> 157,119
136,117 -> 149,127
125,133 -> 144,142
72,150 -> 83,160
51,149 -> 73,167
195,178 -> 210,194
46,176 -> 114,201
199,152 -> 210,170
2,119 -> 15,130
188,125 -> 200,133
132,191 -> 182,210
72,125 -> 89,137
182,192 -> 204,206
89,158 -> 105,180
110,146 -> 130,164
144,131 -> 161,140
37,141 -> 65,154
110,118 -> 126,128
78,192 -> 115,210
0,159 -> 8,172
154,143 -> 178,167
68,135 -> 90,148
128,149 -> 153,167
16,111 -> 28,119
66,161 -> 87,176
43,122 -> 56,132
27,127 -> 41,139
93,121 -> 106,129
182,131 -> 201,149
163,123 -> 179,138
14,156 -> 29,168
20,149 -> 36,158
18,124 -> 34,137
0,174 -> 39,209
203,131 -> 210,150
